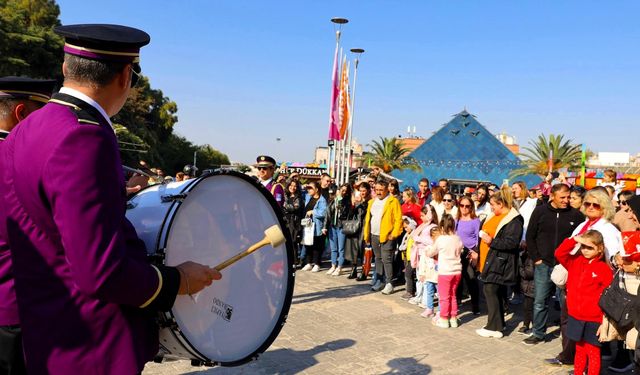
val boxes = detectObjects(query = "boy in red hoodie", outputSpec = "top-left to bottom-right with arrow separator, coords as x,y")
555,229 -> 613,375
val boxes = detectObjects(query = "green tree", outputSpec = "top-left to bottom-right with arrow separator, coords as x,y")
0,0 -> 64,79
364,137 -> 421,173
195,144 -> 230,170
510,134 -> 585,178
0,0 -> 230,175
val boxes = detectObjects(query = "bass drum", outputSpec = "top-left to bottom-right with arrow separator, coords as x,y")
126,170 -> 294,366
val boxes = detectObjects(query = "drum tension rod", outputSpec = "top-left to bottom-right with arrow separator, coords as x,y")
161,193 -> 188,203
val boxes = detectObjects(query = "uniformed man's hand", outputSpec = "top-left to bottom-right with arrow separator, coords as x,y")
176,261 -> 222,295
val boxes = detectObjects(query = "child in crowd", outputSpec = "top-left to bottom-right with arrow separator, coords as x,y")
410,206 -> 440,307
427,214 -> 463,328
417,226 -> 440,318
399,217 -> 417,298
555,230 -> 613,375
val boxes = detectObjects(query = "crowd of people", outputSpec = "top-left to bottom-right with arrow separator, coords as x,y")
275,166 -> 640,374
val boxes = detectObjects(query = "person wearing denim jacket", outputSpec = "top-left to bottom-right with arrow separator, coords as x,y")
301,181 -> 328,272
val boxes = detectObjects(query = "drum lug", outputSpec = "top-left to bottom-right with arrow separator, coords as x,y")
126,202 -> 137,210
161,193 -> 188,203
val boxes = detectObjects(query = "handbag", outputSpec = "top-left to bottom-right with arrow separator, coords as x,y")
342,209 -> 362,236
599,271 -> 636,330
301,220 -> 315,246
341,219 -> 361,236
550,264 -> 568,289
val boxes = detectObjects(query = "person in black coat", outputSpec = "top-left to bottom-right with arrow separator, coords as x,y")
345,182 -> 371,280
282,178 -> 304,266
477,187 -> 524,339
519,251 -> 535,335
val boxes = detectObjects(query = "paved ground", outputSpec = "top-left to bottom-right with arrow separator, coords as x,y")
144,262 -> 632,375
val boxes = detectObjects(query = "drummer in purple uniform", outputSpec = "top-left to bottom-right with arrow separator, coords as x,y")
0,77 -> 56,375
0,24 -> 221,375
256,155 -> 285,207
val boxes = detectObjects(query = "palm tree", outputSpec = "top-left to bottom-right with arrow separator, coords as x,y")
364,137 -> 422,173
510,134 -> 584,178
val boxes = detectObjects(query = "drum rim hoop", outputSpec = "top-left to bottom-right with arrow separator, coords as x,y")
159,169 -> 296,366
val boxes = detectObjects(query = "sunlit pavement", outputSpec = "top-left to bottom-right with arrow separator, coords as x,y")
144,263 -> 594,375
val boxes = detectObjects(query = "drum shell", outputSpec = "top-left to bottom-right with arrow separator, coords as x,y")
126,170 -> 294,367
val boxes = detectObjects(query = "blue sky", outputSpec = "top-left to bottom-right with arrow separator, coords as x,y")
58,1 -> 640,164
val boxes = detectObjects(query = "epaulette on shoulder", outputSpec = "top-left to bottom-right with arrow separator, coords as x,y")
74,107 -> 101,126
49,98 -> 101,126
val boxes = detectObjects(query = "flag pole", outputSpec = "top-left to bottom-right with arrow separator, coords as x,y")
346,48 -> 365,185
341,60 -> 351,185
328,18 -> 348,180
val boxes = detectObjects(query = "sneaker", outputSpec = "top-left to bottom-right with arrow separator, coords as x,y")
331,267 -> 342,276
449,317 -> 459,328
432,317 -> 449,328
400,292 -> 413,300
301,264 -> 312,271
311,264 -> 321,273
408,296 -> 420,305
517,326 -> 532,336
371,280 -> 383,291
369,278 -> 377,286
608,363 -> 634,373
523,335 -> 545,346
381,283 -> 394,295
475,328 -> 503,338
420,308 -> 434,318
543,358 -> 572,367
326,265 -> 336,275
418,303 -> 427,309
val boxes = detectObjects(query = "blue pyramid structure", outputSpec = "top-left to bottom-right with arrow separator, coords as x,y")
392,109 -> 541,189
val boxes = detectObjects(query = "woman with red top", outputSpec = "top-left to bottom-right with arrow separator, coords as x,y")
402,188 -> 423,225
555,230 -> 613,375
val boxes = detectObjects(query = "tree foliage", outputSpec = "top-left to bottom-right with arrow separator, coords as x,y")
1,0 -> 230,176
364,137 -> 422,173
510,134 -> 586,178
0,0 -> 64,79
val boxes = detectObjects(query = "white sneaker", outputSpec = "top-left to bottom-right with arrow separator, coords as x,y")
326,265 -> 336,275
432,317 -> 449,328
475,328 -> 503,338
331,267 -> 342,276
301,264 -> 312,271
408,296 -> 420,305
449,317 -> 459,328
311,264 -> 321,272
381,283 -> 394,295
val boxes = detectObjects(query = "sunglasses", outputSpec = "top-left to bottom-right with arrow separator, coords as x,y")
443,199 -> 453,202
583,201 -> 601,210
130,63 -> 142,87
257,166 -> 272,171
459,204 -> 471,208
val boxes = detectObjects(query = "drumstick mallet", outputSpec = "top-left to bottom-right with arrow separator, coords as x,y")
213,225 -> 285,271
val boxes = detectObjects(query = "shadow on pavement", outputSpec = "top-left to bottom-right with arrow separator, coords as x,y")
292,284 -> 372,305
184,339 -> 356,374
379,357 -> 432,374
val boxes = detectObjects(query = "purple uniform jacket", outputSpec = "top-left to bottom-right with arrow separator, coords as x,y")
0,93 -> 179,375
0,133 -> 19,327
265,180 -> 285,207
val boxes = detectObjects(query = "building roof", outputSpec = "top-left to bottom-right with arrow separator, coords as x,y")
392,109 -> 541,188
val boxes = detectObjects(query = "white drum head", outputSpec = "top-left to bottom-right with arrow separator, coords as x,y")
162,172 -> 293,365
